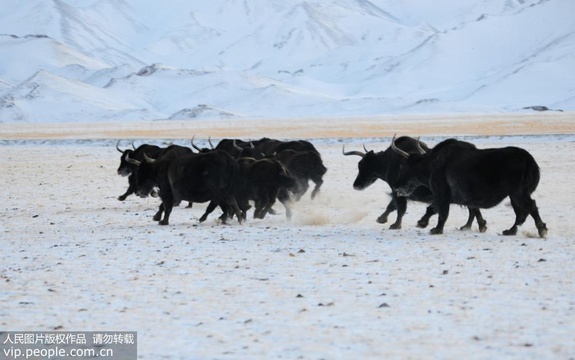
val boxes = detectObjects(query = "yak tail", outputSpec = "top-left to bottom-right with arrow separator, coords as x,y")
319,162 -> 327,176
524,153 -> 541,195
312,153 -> 328,176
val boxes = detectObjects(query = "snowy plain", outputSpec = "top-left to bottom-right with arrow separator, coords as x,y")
1,115 -> 575,359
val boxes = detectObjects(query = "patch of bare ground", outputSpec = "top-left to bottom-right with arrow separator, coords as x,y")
1,112 -> 573,140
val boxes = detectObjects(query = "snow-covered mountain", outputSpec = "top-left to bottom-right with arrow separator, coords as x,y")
0,0 -> 573,122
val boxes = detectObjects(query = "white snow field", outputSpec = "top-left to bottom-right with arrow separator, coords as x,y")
1,115 -> 574,359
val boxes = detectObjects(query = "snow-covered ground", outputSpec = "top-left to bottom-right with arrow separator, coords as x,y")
1,116 -> 574,359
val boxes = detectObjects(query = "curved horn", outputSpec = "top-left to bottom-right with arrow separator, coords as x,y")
415,137 -> 427,155
342,145 -> 365,158
249,139 -> 255,148
233,139 -> 243,151
131,140 -> 136,150
390,134 -> 410,159
143,153 -> 156,163
116,140 -> 125,154
191,135 -> 202,151
125,153 -> 141,166
208,137 -> 215,149
363,143 -> 369,153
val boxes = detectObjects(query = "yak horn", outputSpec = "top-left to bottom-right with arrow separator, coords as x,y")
233,139 -> 243,151
342,145 -> 365,158
391,134 -> 410,159
208,137 -> 215,149
416,137 -> 427,155
116,140 -> 125,154
191,135 -> 202,151
125,153 -> 141,166
143,153 -> 156,163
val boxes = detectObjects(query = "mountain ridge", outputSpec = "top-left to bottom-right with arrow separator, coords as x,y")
0,0 -> 573,122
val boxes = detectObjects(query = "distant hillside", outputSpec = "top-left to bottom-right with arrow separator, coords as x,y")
0,0 -> 573,122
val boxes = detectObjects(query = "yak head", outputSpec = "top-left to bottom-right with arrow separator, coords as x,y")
342,144 -> 388,190
116,140 -> 137,177
391,135 -> 428,197
125,153 -> 157,198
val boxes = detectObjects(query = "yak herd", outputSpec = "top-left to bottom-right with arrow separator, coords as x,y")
115,135 -> 547,238
116,137 -> 327,226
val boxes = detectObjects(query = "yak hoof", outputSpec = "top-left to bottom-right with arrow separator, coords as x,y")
376,216 -> 388,224
389,223 -> 401,230
478,222 -> 488,233
538,225 -> 548,238
311,189 -> 320,200
430,227 -> 443,235
158,220 -> 169,226
118,195 -> 127,201
417,219 -> 429,228
502,227 -> 517,236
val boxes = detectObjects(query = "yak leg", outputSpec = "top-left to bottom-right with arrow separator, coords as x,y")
527,199 -> 547,238
259,196 -> 277,220
430,201 -> 449,235
258,188 -> 281,220
417,205 -> 436,228
459,208 -> 475,231
200,200 -> 219,223
217,203 -> 231,224
292,179 -> 308,202
459,208 -> 486,232
310,178 -> 323,200
389,196 -> 407,230
219,194 -> 244,224
278,188 -> 293,220
503,199 -> 528,236
430,180 -> 452,235
118,187 -> 133,201
475,209 -> 487,232
228,197 -> 244,224
237,200 -> 251,220
159,197 -> 174,226
153,203 -> 164,221
253,196 -> 268,219
528,199 -> 547,238
505,196 -> 547,238
118,175 -> 136,201
299,180 -> 310,200
253,203 -> 263,219
279,198 -> 293,221
377,201 -> 396,224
